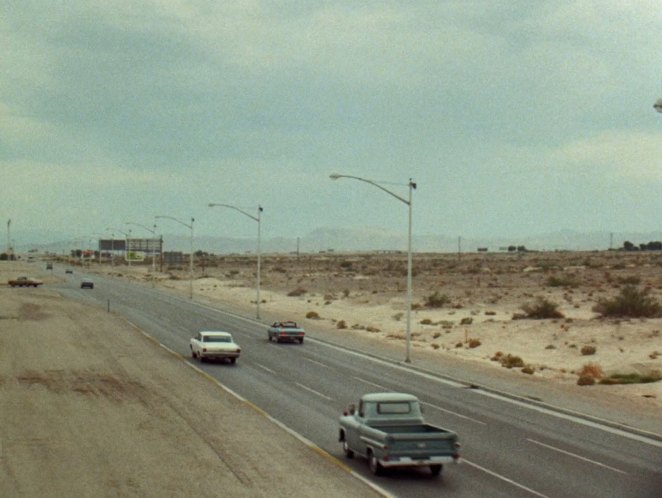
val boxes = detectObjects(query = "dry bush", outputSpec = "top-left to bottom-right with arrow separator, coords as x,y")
424,291 -> 449,308
578,363 -> 604,379
499,354 -> 524,368
431,343 -> 440,350
580,345 -> 596,356
546,275 -> 579,288
365,326 -> 380,332
392,312 -> 403,321
599,371 -> 662,384
460,317 -> 473,325
288,287 -> 307,297
520,297 -> 564,319
593,285 -> 662,318
577,375 -> 596,386
420,318 -> 433,325
521,366 -> 535,375
305,311 -> 320,319
468,338 -> 481,348
336,320 -> 347,329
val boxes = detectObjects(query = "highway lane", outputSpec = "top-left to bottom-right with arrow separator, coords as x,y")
56,272 -> 662,497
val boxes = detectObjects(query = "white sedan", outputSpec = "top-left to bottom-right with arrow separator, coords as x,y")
190,331 -> 241,364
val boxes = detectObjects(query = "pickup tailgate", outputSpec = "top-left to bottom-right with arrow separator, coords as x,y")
387,431 -> 457,458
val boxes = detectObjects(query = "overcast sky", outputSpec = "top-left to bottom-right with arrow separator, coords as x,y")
2,1 -> 661,246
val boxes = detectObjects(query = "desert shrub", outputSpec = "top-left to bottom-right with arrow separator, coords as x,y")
460,317 -> 473,325
305,311 -> 320,319
546,275 -> 579,288
577,375 -> 596,386
420,318 -> 433,325
468,338 -> 481,348
580,345 -> 596,356
500,354 -> 524,368
593,286 -> 662,318
521,297 -> 564,319
424,291 -> 449,308
342,289 -> 350,297
521,366 -> 535,375
432,332 -> 442,339
617,276 -> 641,285
336,320 -> 347,329
599,371 -> 662,384
431,343 -> 440,350
578,363 -> 604,379
288,287 -> 307,297
365,326 -> 380,332
392,312 -> 404,321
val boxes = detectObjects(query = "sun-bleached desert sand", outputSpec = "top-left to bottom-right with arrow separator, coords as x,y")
109,250 -> 662,410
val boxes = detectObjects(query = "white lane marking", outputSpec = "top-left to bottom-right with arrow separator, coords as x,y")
256,363 -> 277,375
296,382 -> 334,401
305,358 -> 330,368
474,389 -> 662,449
317,339 -> 465,388
353,377 -> 389,391
527,438 -> 628,475
421,401 -> 486,425
464,459 -> 550,498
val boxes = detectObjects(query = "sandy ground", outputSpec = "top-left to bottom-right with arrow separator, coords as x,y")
127,250 -> 662,411
0,262 -> 382,498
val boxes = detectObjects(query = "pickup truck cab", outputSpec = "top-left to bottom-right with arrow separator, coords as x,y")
338,392 -> 460,476
268,321 -> 305,344
8,276 -> 43,287
190,331 -> 241,364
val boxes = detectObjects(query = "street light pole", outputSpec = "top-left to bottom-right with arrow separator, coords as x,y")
106,227 -> 130,268
125,221 -> 159,279
330,173 -> 417,363
208,203 -> 263,319
155,215 -> 195,299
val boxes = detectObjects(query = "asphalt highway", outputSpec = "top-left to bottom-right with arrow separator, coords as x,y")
58,272 -> 662,498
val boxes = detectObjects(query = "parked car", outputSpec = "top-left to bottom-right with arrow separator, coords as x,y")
268,321 -> 305,344
80,278 -> 94,289
65,269 -> 73,274
339,392 -> 460,476
46,262 -> 53,270
190,331 -> 241,364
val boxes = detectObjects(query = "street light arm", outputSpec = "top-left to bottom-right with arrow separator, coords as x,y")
208,203 -> 261,222
329,173 -> 414,205
155,215 -> 194,230
125,221 -> 156,234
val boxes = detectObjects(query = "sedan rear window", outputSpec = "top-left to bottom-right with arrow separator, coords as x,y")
204,336 -> 231,343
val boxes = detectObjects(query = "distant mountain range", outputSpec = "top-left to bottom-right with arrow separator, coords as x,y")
8,227 -> 662,255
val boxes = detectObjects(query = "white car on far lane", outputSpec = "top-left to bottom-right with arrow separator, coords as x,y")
190,331 -> 241,364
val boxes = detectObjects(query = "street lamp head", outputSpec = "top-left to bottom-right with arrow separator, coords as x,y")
329,173 -> 342,180
655,98 -> 662,113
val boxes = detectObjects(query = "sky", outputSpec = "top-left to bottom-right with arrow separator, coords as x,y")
2,1 -> 661,248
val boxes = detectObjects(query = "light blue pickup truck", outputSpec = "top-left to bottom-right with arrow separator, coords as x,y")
338,392 -> 460,476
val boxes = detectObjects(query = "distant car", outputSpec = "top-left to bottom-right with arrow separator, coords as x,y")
8,276 -> 43,287
190,331 -> 241,364
268,321 -> 305,344
80,278 -> 94,289
46,263 -> 53,270
65,269 -> 73,274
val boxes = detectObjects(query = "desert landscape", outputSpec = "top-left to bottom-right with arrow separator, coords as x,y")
89,249 -> 662,411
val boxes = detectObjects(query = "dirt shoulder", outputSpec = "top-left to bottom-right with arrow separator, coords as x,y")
0,264 -> 382,497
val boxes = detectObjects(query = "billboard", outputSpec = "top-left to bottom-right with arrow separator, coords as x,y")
98,238 -> 161,254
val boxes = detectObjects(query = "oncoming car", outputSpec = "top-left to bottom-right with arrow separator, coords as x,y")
80,278 -> 94,289
190,331 -> 241,364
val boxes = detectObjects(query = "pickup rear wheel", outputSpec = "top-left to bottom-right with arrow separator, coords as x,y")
368,452 -> 383,476
429,464 -> 443,476
342,440 -> 354,459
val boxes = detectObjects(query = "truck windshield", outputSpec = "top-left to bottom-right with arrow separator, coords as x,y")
377,402 -> 411,415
